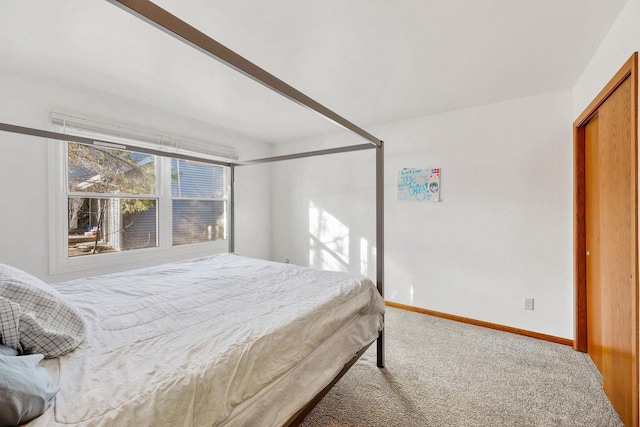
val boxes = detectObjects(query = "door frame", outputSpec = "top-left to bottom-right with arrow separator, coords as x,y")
573,52 -> 638,422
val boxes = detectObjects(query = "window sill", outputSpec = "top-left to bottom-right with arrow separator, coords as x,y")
49,240 -> 229,275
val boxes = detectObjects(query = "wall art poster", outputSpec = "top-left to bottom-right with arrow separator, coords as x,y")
397,167 -> 440,202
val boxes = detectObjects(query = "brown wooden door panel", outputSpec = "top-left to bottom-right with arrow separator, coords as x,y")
575,52 -> 638,427
597,77 -> 636,425
585,114 -> 603,373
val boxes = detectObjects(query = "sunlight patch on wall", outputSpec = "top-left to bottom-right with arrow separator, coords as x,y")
308,201 -> 349,271
360,237 -> 368,276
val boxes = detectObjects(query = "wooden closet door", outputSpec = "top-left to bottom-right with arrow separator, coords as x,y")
584,75 -> 637,427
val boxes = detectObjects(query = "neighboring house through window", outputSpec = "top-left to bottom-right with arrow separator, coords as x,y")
171,159 -> 226,246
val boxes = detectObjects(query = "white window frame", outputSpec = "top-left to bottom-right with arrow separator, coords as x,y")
49,131 -> 230,275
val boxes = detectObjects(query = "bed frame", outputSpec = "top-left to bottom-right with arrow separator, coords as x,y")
284,342 -> 373,426
0,0 -> 385,422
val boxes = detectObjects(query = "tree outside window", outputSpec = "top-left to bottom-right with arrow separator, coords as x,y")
67,143 -> 157,257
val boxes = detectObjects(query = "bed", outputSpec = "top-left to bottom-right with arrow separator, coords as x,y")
15,253 -> 384,426
0,2 -> 386,425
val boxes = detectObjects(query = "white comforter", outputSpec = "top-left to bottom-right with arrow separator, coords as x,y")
38,254 -> 384,426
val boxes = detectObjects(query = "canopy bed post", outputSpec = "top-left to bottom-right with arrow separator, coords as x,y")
0,123 -> 233,168
229,163 -> 235,253
108,0 -> 382,149
376,141 -> 385,368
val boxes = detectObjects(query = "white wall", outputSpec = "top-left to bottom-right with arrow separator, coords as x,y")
272,90 -> 574,339
572,0 -> 640,415
573,0 -> 639,116
0,67 -> 272,283
271,136 -> 376,277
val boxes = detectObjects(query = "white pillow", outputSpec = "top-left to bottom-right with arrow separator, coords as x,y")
0,353 -> 59,426
0,264 -> 86,358
0,344 -> 18,356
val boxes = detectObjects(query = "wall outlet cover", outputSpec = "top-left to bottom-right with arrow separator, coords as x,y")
523,297 -> 534,310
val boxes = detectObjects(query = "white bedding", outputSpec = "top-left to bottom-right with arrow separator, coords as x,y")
27,254 -> 385,426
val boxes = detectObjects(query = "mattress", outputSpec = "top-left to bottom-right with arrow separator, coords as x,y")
27,254 -> 385,426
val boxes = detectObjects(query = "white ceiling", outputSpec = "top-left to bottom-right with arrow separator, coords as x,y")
0,0 -> 629,143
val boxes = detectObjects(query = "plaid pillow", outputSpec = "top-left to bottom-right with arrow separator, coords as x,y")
0,264 -> 86,358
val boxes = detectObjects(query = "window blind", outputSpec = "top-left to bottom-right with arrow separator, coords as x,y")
51,112 -> 237,161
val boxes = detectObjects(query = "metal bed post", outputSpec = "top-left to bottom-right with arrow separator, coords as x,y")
0,123 -> 233,168
108,0 -> 381,149
376,142 -> 385,368
229,163 -> 235,253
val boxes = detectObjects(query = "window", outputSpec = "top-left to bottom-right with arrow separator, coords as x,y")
67,143 -> 158,257
50,123 -> 231,274
171,159 -> 226,246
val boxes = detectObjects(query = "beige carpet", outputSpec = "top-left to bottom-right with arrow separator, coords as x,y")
301,307 -> 623,427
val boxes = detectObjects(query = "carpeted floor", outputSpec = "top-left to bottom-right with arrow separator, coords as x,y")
301,307 -> 623,427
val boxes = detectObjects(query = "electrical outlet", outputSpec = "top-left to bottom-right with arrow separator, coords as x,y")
523,297 -> 534,311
